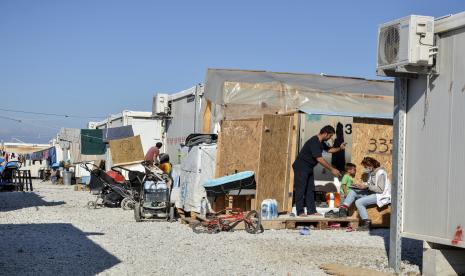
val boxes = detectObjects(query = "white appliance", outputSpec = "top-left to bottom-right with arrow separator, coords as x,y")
152,93 -> 169,115
377,15 -> 436,76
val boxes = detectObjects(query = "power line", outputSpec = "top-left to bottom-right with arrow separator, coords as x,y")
0,115 -> 22,122
0,107 -> 106,119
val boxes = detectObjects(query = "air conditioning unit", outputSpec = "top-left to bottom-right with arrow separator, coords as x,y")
377,15 -> 435,76
153,93 -> 169,115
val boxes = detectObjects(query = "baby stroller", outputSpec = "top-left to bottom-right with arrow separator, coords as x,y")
0,159 -> 21,191
132,161 -> 175,222
81,163 -> 135,210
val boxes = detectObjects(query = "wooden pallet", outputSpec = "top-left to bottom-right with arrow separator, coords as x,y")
274,216 -> 359,230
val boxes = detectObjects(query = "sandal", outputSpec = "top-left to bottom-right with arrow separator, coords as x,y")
324,210 -> 338,218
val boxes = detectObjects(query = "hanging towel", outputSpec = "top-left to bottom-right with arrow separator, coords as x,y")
103,126 -> 134,141
81,129 -> 106,155
59,128 -> 105,163
47,147 -> 57,165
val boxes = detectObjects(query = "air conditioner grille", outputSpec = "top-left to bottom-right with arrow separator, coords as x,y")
378,24 -> 400,67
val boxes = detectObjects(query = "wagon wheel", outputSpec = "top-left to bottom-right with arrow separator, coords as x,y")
121,198 -> 135,210
192,221 -> 220,234
245,210 -> 264,234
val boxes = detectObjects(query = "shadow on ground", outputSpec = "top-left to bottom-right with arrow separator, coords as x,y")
0,192 -> 65,212
0,223 -> 120,275
370,228 -> 423,269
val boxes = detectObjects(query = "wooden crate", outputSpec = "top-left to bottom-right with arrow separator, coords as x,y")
211,195 -> 255,212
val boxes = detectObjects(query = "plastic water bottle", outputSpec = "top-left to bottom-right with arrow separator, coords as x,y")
144,181 -> 156,191
267,200 -> 272,220
200,197 -> 208,218
156,181 -> 167,190
261,200 -> 269,220
271,199 -> 278,219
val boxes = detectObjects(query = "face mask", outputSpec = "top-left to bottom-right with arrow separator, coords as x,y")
325,137 -> 334,147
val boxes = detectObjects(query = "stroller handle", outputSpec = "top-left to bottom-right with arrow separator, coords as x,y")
111,165 -> 135,174
5,160 -> 22,169
80,162 -> 100,172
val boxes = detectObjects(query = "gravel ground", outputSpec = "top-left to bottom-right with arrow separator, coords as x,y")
0,181 -> 422,275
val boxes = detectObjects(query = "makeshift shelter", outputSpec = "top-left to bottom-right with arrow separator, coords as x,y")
202,69 -> 394,213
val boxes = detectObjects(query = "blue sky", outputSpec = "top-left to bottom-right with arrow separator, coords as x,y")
1,1 -> 464,143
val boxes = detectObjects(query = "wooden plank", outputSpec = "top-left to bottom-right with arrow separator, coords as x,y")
202,100 -> 212,133
351,118 -> 393,182
285,113 -> 299,212
215,119 -> 263,178
255,114 -> 293,212
279,216 -> 359,230
274,216 -> 359,222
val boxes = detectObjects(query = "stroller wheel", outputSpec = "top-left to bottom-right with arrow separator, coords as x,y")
87,201 -> 97,209
121,198 -> 135,211
134,202 -> 142,222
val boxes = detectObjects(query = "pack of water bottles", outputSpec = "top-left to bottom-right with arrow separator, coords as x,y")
260,199 -> 278,220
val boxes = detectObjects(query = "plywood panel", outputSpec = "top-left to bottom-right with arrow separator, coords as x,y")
215,119 -> 262,177
286,113 -> 299,212
109,135 -> 145,166
224,103 -> 280,120
256,114 -> 293,212
351,118 -> 393,182
202,100 -> 212,133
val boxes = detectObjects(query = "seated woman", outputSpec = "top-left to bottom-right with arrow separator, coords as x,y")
338,157 -> 391,231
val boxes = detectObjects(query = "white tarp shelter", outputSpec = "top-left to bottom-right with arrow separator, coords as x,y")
204,69 -> 394,122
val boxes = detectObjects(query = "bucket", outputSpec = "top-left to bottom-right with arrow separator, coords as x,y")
63,171 -> 72,185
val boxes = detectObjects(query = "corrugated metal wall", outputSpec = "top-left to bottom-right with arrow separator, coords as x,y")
404,26 -> 465,246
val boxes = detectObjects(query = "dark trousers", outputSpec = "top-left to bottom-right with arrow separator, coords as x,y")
294,168 -> 316,215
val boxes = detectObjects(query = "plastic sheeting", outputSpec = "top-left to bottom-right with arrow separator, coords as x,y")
204,69 -> 394,121
178,143 -> 217,212
170,164 -> 182,205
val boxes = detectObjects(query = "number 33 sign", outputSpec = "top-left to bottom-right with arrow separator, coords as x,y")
368,138 -> 393,154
